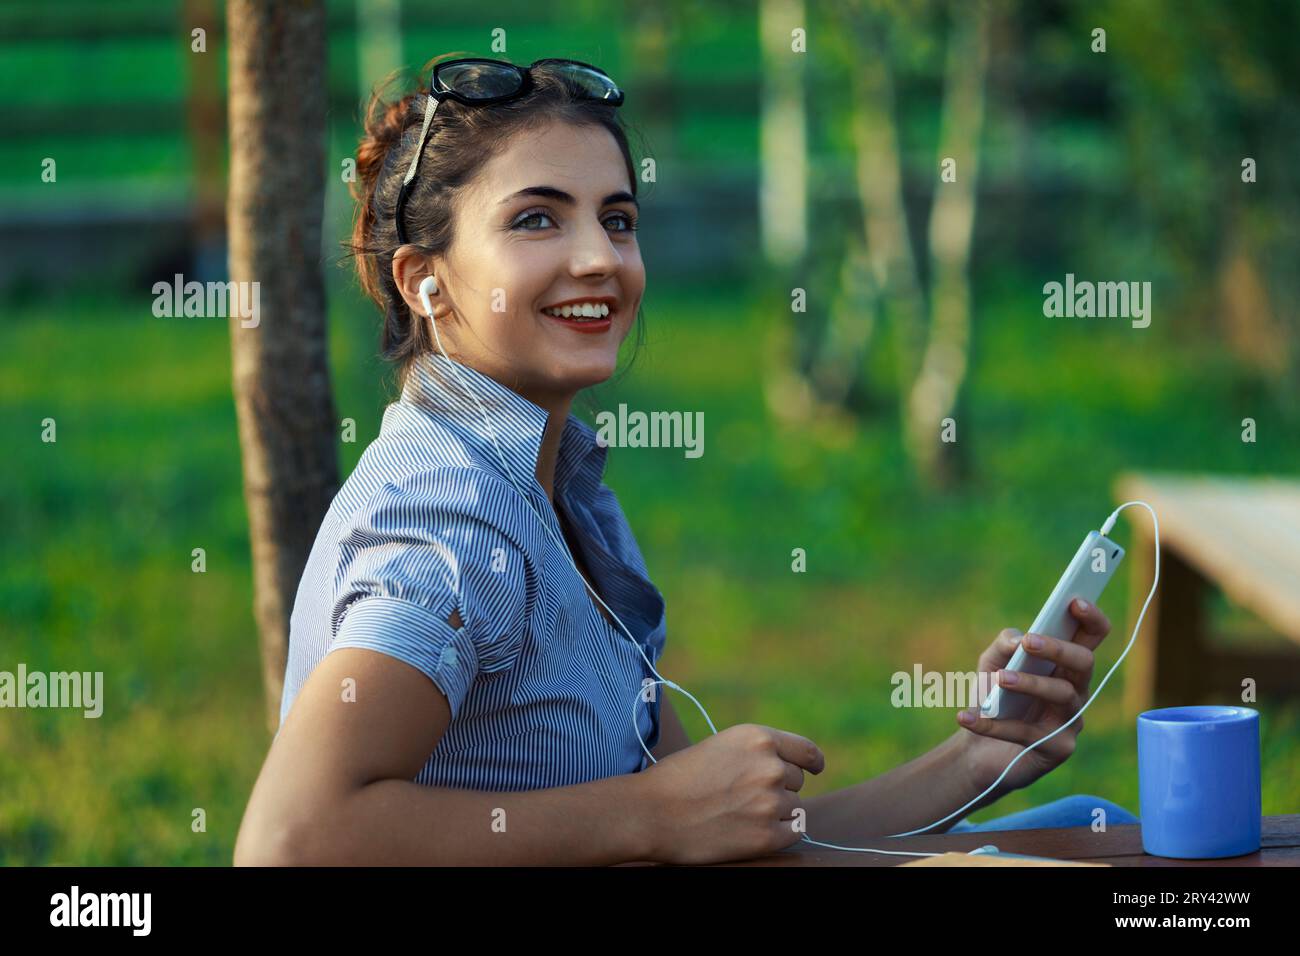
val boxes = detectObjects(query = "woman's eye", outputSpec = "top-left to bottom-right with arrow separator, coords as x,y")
605,212 -> 639,233
512,209 -> 638,232
514,210 -> 555,230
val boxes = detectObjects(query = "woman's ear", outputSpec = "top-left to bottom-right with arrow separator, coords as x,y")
392,248 -> 441,317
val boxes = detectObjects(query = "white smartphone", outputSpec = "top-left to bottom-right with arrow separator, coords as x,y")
979,530 -> 1125,720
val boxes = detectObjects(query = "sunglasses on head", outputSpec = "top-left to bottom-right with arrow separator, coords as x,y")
394,57 -> 625,245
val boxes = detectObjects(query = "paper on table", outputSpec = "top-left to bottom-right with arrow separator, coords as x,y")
902,852 -> 1109,867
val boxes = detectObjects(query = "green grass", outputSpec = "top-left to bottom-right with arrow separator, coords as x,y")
1,269 -> 1297,863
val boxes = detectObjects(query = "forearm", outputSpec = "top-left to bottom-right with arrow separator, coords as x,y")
274,771 -> 656,866
800,731 -> 1008,845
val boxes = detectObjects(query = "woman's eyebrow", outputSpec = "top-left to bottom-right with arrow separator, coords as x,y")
499,185 -> 639,210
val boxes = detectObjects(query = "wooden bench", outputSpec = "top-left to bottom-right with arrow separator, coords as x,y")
1112,472 -> 1300,712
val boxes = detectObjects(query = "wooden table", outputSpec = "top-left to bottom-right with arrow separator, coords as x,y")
701,815 -> 1300,866
1111,472 -> 1300,713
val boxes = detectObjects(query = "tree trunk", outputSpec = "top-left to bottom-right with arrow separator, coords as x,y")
844,7 -> 928,427
905,0 -> 990,490
812,233 -> 880,409
759,0 -> 808,268
227,0 -> 339,732
1216,208 -> 1288,381
777,1 -> 924,426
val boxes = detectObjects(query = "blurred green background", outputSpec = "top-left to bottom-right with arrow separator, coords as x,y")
1,0 -> 1298,864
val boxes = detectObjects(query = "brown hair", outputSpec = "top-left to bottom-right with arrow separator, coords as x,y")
344,54 -> 647,397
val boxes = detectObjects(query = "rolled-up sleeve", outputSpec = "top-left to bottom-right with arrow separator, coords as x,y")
327,467 -> 533,719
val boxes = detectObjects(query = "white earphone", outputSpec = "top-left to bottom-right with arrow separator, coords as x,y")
418,274 -> 439,318
405,268 -> 1157,859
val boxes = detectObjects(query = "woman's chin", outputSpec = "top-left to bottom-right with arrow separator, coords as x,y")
538,351 -> 620,392
568,355 -> 621,387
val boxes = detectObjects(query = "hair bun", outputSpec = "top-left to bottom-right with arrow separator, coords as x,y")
353,83 -> 423,204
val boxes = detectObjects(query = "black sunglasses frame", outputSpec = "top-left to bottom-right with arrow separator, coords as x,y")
393,57 -> 625,245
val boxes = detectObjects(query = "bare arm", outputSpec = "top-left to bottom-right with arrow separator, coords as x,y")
798,730 -> 1009,843
234,647 -> 656,866
799,606 -> 1117,845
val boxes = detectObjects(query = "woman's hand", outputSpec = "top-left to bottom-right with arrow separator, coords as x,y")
955,598 -> 1113,796
637,723 -> 826,865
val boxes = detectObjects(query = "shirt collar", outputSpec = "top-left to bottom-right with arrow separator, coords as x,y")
401,351 -> 608,502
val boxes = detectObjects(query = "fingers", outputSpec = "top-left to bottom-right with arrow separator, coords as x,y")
1019,630 -> 1095,683
770,728 -> 826,775
993,667 -> 1081,709
782,761 -> 806,792
958,709 -> 1080,754
769,814 -> 806,850
776,789 -> 803,821
1068,598 -> 1112,650
978,628 -> 1025,673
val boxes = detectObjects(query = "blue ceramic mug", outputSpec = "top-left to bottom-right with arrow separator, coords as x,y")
1137,705 -> 1261,859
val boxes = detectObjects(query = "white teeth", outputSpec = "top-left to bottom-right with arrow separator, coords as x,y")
542,302 -> 610,320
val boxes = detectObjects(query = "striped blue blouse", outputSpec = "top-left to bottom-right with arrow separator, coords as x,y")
278,351 -> 667,790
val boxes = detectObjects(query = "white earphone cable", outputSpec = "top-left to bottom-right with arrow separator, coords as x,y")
424,301 -> 693,763
872,501 -> 1159,842
420,291 -> 1157,858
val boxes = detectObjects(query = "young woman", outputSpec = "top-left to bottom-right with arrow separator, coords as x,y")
234,56 -> 1136,867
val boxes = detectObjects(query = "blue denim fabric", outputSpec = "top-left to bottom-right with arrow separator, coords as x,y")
948,793 -> 1140,832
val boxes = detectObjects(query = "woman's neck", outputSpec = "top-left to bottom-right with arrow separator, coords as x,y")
527,393 -> 575,504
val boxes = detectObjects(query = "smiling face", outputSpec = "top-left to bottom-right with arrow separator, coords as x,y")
395,119 -> 644,410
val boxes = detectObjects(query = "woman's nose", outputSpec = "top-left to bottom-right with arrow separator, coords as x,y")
568,222 -> 622,275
